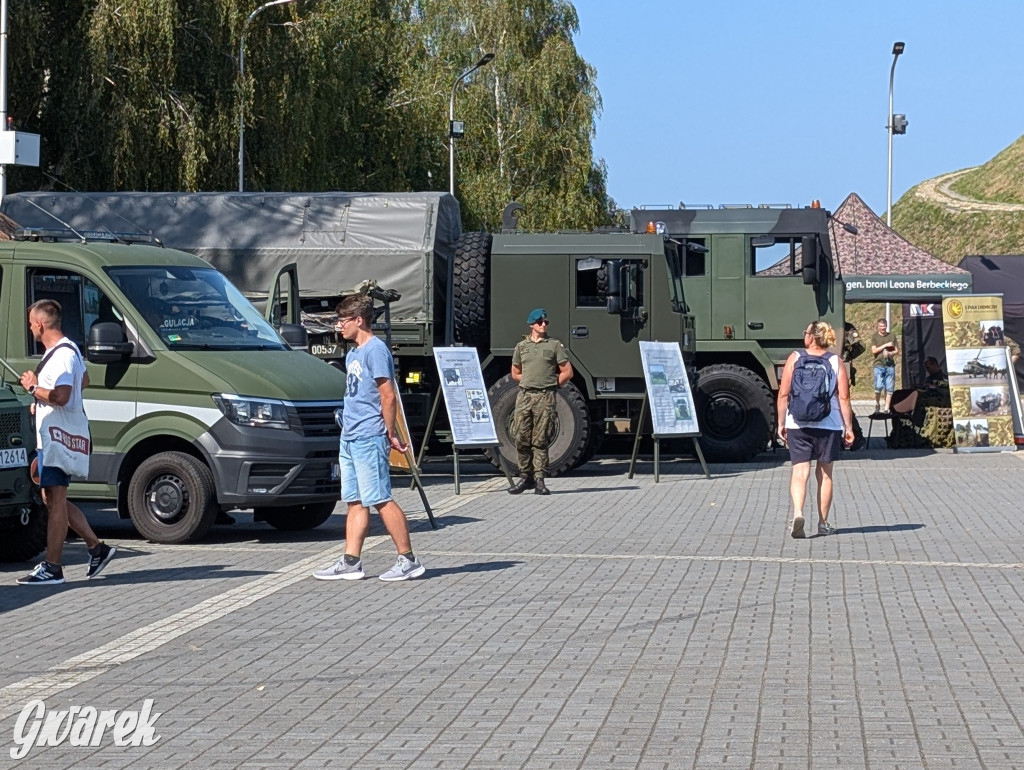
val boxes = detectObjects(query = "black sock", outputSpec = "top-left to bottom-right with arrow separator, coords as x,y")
343,554 -> 361,566
401,551 -> 415,562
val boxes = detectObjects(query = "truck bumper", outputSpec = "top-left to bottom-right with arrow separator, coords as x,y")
198,418 -> 340,509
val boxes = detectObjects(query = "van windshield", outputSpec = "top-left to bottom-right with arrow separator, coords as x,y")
107,266 -> 288,351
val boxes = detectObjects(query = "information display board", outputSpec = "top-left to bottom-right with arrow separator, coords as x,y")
941,295 -> 1014,452
638,341 -> 699,437
432,347 -> 499,447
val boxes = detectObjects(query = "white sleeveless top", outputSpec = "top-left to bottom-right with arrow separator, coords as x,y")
784,351 -> 843,431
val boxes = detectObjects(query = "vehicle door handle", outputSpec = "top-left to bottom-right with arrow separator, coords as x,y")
748,322 -> 764,330
571,326 -> 589,338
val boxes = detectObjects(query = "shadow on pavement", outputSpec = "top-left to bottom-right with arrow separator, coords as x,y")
419,560 -> 523,578
836,523 -> 925,535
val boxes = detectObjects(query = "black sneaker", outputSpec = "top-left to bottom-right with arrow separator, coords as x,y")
86,543 -> 117,579
17,561 -> 66,585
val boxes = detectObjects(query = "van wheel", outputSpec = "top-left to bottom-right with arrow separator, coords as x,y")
128,452 -> 218,543
483,374 -> 591,477
693,364 -> 774,462
255,501 -> 336,531
0,500 -> 47,562
452,231 -> 492,349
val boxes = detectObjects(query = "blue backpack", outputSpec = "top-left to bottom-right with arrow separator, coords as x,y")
789,351 -> 835,422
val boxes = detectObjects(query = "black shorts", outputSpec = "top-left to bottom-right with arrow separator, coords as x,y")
787,427 -> 842,464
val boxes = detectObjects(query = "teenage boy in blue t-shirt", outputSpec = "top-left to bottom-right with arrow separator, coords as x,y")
313,294 -> 425,582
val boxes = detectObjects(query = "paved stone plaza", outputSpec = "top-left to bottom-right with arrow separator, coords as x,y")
1,445 -> 1022,769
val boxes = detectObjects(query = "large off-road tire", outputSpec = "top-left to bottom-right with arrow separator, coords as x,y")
0,500 -> 47,562
128,451 -> 218,544
693,364 -> 774,462
255,501 -> 336,531
483,374 -> 591,477
452,231 -> 492,349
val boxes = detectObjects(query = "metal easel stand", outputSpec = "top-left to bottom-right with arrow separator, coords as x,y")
417,388 -> 516,495
626,393 -> 711,481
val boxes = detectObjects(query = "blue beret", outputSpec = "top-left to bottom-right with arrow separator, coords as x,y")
527,308 -> 547,324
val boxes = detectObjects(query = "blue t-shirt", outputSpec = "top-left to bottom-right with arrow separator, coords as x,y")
342,336 -> 395,439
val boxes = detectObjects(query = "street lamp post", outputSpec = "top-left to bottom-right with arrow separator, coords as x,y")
885,41 -> 905,329
238,0 -> 297,192
886,41 -> 905,227
449,52 -> 495,197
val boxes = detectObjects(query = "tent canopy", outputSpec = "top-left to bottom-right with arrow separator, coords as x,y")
832,193 -> 972,301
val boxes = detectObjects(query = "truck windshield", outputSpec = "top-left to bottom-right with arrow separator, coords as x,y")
107,266 -> 288,351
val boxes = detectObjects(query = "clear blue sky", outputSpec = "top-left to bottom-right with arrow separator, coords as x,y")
574,0 -> 1024,217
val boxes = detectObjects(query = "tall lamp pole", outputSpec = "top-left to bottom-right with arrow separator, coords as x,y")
238,0 -> 296,192
885,41 -> 905,329
449,52 -> 494,197
886,41 -> 905,227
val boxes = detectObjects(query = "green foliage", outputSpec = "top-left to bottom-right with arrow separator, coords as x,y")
2,0 -> 608,231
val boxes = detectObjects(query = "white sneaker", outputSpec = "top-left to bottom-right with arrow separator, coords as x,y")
312,558 -> 364,581
379,554 -> 425,582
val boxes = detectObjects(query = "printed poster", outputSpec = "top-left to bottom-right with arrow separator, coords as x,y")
638,341 -> 699,437
941,295 -> 1014,452
432,347 -> 499,447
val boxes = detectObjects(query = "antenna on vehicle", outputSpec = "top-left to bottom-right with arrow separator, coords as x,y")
17,197 -> 88,242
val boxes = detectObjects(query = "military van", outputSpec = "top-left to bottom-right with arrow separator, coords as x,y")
0,230 -> 346,544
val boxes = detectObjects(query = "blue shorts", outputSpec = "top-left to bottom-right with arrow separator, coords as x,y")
873,366 -> 895,393
38,461 -> 72,488
787,428 -> 842,464
339,435 -> 393,507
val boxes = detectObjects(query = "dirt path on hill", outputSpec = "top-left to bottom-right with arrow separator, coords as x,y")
914,168 -> 1024,212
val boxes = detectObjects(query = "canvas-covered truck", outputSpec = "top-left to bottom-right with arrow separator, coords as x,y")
0,381 -> 47,562
0,230 -> 346,544
2,192 -> 845,466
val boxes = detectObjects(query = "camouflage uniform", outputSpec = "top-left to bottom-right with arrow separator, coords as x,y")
511,336 -> 568,479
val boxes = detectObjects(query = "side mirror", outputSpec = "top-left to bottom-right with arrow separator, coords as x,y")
801,236 -> 819,285
279,323 -> 309,351
87,321 -> 134,363
605,259 -> 623,314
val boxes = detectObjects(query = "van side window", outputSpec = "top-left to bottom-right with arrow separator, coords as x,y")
752,237 -> 800,276
26,269 -> 114,356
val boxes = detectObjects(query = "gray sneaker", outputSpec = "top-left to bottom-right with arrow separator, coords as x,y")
379,555 -> 425,582
791,515 -> 805,539
817,519 -> 836,536
313,558 -> 364,581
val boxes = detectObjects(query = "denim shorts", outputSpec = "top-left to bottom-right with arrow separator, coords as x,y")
873,365 -> 895,393
38,461 -> 72,488
339,435 -> 393,507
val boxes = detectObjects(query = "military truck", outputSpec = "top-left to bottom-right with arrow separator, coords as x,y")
0,229 -> 346,544
1,192 -> 845,466
0,381 -> 46,562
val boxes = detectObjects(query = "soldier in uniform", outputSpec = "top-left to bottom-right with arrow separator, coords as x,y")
508,308 -> 574,495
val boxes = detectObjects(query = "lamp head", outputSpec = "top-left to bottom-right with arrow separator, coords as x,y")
478,52 -> 495,66
892,41 -> 905,56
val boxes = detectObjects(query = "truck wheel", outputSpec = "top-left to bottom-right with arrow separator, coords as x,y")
483,374 -> 591,477
255,501 -> 336,531
128,451 -> 218,544
0,501 -> 47,562
452,231 -> 492,349
693,364 -> 774,462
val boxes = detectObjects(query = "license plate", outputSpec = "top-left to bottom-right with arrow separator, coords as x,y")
0,447 -> 28,469
330,463 -> 340,480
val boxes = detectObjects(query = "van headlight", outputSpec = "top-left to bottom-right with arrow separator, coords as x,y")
213,394 -> 289,429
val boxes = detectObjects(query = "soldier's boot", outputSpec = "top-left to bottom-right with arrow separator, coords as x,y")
508,477 -> 532,495
534,478 -> 550,496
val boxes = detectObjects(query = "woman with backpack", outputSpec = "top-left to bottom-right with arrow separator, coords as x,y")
776,320 -> 855,538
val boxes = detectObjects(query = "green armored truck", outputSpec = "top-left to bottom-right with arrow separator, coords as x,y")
0,381 -> 46,562
0,230 -> 346,544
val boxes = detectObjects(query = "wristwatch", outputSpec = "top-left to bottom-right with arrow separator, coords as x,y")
27,385 -> 37,395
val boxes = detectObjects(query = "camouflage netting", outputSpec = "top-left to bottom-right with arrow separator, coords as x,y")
889,389 -> 955,448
